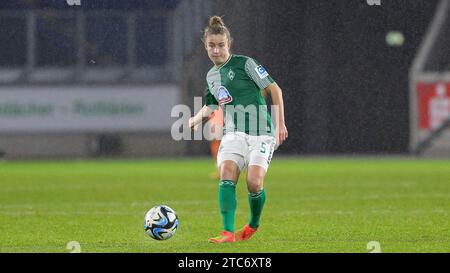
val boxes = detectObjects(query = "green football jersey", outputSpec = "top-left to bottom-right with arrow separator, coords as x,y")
204,54 -> 275,136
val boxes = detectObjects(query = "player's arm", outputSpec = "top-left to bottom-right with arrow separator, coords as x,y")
188,105 -> 215,131
264,82 -> 288,145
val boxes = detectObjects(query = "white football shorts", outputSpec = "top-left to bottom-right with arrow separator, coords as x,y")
217,131 -> 277,172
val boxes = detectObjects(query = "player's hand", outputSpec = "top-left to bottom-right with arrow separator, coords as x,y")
188,117 -> 199,131
277,124 -> 288,146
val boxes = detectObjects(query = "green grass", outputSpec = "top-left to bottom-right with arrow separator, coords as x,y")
0,158 -> 449,253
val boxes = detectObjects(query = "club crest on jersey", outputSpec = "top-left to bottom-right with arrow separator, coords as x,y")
227,69 -> 235,81
217,86 -> 233,105
255,65 -> 269,79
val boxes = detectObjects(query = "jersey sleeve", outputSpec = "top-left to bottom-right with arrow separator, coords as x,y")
244,58 -> 275,90
204,85 -> 219,106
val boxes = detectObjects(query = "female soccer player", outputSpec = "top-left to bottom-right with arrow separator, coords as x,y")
189,16 -> 288,243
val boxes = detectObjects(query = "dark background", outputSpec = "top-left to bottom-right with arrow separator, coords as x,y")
243,0 -> 438,155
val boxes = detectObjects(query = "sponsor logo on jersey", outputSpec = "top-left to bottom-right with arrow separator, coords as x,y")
216,86 -> 233,105
228,69 -> 235,81
255,65 -> 269,79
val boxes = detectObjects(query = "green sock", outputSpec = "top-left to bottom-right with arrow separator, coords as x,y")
219,180 -> 237,232
248,188 -> 266,229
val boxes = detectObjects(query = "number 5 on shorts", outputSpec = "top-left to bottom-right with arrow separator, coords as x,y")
260,142 -> 267,154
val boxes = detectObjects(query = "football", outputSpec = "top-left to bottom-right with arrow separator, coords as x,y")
144,205 -> 179,240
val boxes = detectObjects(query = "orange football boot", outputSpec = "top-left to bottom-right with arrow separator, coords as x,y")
235,224 -> 258,241
208,231 -> 236,243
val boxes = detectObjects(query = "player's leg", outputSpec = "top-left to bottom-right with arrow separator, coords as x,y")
209,133 -> 246,243
208,159 -> 242,243
219,159 -> 240,231
246,164 -> 266,228
235,164 -> 266,241
236,136 -> 275,241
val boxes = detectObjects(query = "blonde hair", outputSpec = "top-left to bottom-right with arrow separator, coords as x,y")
203,15 -> 233,46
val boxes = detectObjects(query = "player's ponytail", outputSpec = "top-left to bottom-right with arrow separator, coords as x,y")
203,15 -> 233,46
209,16 -> 224,28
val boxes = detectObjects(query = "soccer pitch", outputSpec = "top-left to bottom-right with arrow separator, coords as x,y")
0,158 -> 449,253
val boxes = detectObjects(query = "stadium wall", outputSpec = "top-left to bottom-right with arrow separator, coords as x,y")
0,84 -> 184,159
0,132 -> 183,159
